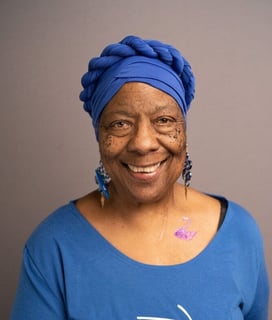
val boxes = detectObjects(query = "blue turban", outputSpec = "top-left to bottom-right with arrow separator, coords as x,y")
80,35 -> 195,139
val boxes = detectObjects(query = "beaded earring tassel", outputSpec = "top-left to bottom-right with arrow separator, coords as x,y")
182,152 -> 192,198
95,160 -> 111,207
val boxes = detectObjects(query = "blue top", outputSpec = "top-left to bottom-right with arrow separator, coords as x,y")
11,199 -> 269,319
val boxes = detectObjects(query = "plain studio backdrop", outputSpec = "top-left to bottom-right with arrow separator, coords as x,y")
0,0 -> 271,318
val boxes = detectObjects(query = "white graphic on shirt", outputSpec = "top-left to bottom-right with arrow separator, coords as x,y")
137,304 -> 192,320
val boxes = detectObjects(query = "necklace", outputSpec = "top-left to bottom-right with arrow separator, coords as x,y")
174,217 -> 197,240
158,212 -> 168,241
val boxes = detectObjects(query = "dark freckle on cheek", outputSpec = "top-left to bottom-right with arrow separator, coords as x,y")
102,135 -> 113,148
168,133 -> 177,140
168,128 -> 181,140
166,127 -> 185,149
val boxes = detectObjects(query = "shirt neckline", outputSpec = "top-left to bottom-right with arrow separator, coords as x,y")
69,196 -> 232,270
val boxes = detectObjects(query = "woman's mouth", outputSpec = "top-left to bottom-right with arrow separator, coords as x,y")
121,158 -> 169,183
127,162 -> 161,173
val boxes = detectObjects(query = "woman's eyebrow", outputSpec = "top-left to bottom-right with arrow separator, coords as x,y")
106,102 -> 179,118
105,109 -> 136,118
152,104 -> 178,113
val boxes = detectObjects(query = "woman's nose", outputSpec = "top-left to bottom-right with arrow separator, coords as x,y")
127,119 -> 160,154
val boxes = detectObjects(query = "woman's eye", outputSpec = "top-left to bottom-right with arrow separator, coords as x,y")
154,116 -> 179,133
156,117 -> 175,125
110,120 -> 130,129
105,120 -> 134,137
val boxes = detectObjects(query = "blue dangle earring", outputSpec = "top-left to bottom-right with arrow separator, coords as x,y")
173,151 -> 195,240
95,160 -> 111,208
182,151 -> 192,198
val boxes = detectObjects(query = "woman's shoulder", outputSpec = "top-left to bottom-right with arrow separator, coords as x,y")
218,197 -> 258,228
188,188 -> 263,240
189,188 -> 257,224
225,199 -> 263,239
22,197 -> 109,278
25,201 -> 86,252
30,201 -> 74,231
207,194 -> 265,251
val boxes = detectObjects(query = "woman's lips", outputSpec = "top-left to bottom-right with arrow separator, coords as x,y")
127,162 -> 161,173
123,160 -> 167,181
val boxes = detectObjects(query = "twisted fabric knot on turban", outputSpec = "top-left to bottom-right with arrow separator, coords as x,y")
79,35 -> 195,139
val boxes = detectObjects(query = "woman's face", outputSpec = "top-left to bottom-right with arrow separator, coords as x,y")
98,82 -> 187,204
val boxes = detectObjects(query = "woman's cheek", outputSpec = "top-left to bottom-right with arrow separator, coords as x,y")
100,134 -> 114,149
99,135 -> 124,158
163,128 -> 186,153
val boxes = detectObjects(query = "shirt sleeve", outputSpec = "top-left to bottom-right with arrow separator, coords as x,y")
10,246 -> 67,320
244,245 -> 270,320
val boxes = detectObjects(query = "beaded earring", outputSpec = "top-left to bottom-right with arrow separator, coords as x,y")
182,152 -> 192,197
95,160 -> 111,207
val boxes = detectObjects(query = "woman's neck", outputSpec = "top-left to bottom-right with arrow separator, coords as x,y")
102,182 -> 188,226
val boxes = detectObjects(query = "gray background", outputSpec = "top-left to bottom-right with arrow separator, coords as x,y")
1,0 -> 271,318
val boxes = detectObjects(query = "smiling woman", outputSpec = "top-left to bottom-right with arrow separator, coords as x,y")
11,35 -> 269,320
98,82 -> 186,204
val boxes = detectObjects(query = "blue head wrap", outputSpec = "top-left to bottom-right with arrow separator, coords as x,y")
80,35 -> 195,139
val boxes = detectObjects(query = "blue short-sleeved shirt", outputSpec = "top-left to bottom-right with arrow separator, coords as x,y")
11,199 -> 269,319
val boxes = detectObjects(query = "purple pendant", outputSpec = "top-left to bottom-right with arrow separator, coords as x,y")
174,217 -> 197,240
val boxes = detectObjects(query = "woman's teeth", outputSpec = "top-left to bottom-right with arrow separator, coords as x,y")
127,162 -> 161,173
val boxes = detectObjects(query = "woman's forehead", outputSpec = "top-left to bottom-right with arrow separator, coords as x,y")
113,82 -> 175,97
104,82 -> 181,113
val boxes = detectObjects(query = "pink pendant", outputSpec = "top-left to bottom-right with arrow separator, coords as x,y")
174,217 -> 197,240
